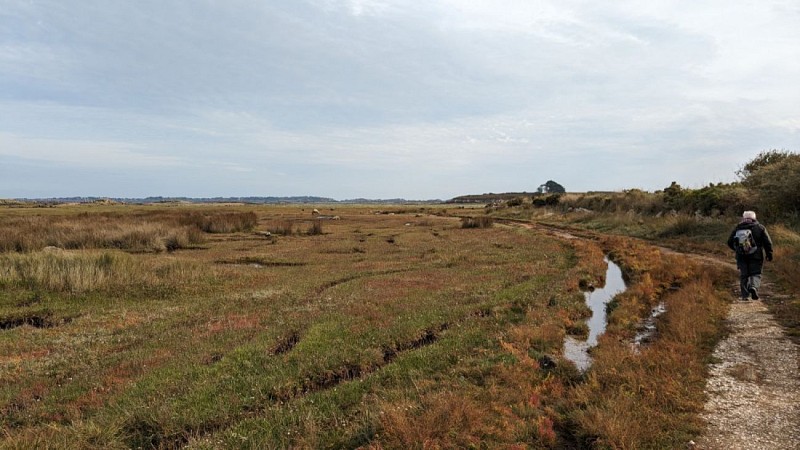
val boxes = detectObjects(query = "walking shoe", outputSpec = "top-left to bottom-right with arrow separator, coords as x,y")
749,288 -> 759,300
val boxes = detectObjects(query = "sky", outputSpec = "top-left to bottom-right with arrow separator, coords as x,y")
1,0 -> 798,200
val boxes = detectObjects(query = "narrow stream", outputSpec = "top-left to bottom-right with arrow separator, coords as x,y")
563,257 -> 627,371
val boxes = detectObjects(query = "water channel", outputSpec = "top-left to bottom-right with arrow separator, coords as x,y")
563,257 -> 627,371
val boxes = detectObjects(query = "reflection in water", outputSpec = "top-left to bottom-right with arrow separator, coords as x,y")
563,257 -> 627,371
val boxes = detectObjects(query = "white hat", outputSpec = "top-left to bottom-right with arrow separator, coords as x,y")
743,211 -> 757,220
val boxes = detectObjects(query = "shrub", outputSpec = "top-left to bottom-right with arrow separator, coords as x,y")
658,215 -> 703,237
739,150 -> 800,219
531,194 -> 561,208
506,197 -> 524,207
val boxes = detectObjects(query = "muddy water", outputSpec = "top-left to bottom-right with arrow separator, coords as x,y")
563,257 -> 627,371
633,302 -> 667,348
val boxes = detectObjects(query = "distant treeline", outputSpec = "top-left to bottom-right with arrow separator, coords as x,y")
448,192 -> 538,203
4,196 -> 444,206
567,150 -> 799,221
480,150 -> 800,224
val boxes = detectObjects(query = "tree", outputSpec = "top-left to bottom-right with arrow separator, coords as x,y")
538,180 -> 566,194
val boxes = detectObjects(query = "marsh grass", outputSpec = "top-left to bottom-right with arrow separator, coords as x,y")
267,220 -> 295,236
0,213 -> 214,253
307,220 -> 324,236
569,275 -> 728,449
461,216 -> 494,229
0,250 -> 209,294
178,211 -> 258,233
0,205 -> 737,448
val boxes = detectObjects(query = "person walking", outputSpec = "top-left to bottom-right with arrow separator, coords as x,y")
727,211 -> 774,301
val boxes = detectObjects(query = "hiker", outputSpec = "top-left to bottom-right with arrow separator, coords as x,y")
727,211 -> 774,301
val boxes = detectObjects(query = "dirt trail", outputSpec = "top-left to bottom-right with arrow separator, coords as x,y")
658,245 -> 799,449
695,286 -> 800,450
503,220 -> 800,449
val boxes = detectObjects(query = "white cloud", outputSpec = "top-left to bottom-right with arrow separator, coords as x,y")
0,0 -> 797,198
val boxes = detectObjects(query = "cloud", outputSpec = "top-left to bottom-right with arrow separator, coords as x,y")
0,1 -> 798,198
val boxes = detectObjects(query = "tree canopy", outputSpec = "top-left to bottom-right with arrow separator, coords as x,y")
538,180 -> 566,194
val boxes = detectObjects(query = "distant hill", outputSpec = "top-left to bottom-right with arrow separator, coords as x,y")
7,196 -> 444,205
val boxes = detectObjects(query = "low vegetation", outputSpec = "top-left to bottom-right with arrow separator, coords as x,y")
0,209 -> 260,253
460,216 -> 494,229
0,250 -> 209,295
484,151 -> 799,341
1,150 -> 796,447
0,201 -> 738,448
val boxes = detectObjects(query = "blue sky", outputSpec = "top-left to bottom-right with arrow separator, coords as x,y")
1,0 -> 798,199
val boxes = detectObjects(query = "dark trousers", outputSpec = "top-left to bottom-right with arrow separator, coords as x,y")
736,256 -> 763,299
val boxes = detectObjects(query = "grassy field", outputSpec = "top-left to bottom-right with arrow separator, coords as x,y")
1,204 -> 736,448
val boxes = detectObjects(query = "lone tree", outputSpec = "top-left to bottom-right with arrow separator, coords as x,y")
538,180 -> 566,194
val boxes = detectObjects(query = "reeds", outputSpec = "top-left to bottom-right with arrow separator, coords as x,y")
178,211 -> 258,233
0,250 -> 208,294
0,211 -> 258,253
267,220 -> 295,236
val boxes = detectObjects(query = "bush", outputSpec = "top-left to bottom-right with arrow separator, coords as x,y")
506,197 -> 524,207
739,150 -> 800,219
531,194 -> 561,208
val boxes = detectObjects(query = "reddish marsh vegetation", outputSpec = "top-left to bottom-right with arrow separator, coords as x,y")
0,204 -> 734,448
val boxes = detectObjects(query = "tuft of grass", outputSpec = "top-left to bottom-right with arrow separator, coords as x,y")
376,391 -> 489,448
307,220 -> 324,236
267,220 -> 295,236
461,216 -> 494,229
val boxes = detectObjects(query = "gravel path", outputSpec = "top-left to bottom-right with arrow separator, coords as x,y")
696,294 -> 800,450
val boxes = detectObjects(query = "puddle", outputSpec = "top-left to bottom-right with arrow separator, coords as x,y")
633,302 -> 667,349
563,257 -> 626,371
